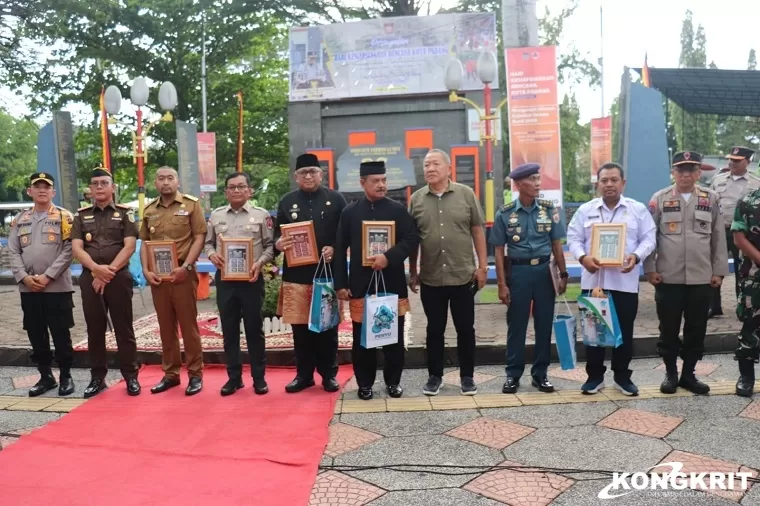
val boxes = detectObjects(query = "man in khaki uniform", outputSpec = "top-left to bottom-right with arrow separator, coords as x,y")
8,172 -> 76,397
708,146 -> 760,317
140,166 -> 207,396
645,151 -> 728,396
205,173 -> 274,396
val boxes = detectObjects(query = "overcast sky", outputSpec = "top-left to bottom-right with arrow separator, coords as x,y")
1,0 -> 756,124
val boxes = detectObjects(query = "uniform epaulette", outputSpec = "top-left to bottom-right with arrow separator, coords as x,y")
253,205 -> 269,213
654,186 -> 674,198
211,206 -> 226,213
537,199 -> 553,208
145,198 -> 158,209
183,194 -> 199,202
77,204 -> 92,212
501,201 -> 516,212
115,203 -> 131,210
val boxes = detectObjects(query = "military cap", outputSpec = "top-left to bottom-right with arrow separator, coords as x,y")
91,165 -> 113,178
295,153 -> 320,170
509,163 -> 540,180
672,151 -> 702,167
360,161 -> 386,177
30,172 -> 54,185
726,146 -> 755,161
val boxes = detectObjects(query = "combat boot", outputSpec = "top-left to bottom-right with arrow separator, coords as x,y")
659,357 -> 678,394
678,359 -> 710,395
736,360 -> 755,398
29,368 -> 57,397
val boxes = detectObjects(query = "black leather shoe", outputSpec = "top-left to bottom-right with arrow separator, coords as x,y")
357,387 -> 373,400
678,375 -> 710,395
660,372 -> 679,394
386,385 -> 403,398
285,377 -> 315,393
126,378 -> 141,396
322,377 -> 340,393
531,377 -> 555,393
253,378 -> 269,395
150,376 -> 181,394
185,377 -> 203,396
221,378 -> 243,396
502,377 -> 519,394
83,378 -> 107,399
736,360 -> 755,398
29,371 -> 57,397
58,375 -> 75,396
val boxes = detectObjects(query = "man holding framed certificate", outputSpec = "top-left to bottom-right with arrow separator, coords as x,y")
205,172 -> 275,396
567,163 -> 656,396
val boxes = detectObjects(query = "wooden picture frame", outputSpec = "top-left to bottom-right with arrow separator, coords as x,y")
145,240 -> 179,281
220,237 -> 253,281
281,220 -> 319,267
362,221 -> 396,267
590,223 -> 627,266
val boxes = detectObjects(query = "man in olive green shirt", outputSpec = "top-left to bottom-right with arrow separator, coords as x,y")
409,149 -> 488,397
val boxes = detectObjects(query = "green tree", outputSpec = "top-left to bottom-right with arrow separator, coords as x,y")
715,48 -> 759,155
559,95 -> 591,202
0,108 -> 37,201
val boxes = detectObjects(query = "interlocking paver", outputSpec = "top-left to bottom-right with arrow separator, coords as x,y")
658,450 -> 757,502
739,401 -> 760,421
547,366 -> 587,383
309,471 -> 385,505
324,423 -> 383,458
445,417 -> 535,449
464,459 -> 574,506
597,408 -> 683,438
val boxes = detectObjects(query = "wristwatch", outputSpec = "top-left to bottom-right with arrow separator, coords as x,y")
183,263 -> 193,271
559,271 -> 569,279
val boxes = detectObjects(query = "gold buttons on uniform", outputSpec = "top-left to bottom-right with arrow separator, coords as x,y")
150,226 -> 156,233
85,233 -> 92,241
513,235 -> 520,242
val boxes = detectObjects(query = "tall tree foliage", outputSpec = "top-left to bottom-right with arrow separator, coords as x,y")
715,48 -> 759,155
0,108 -> 37,200
560,95 -> 591,202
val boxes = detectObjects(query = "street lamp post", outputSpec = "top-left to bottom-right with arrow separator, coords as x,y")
103,78 -> 178,221
444,52 -> 509,227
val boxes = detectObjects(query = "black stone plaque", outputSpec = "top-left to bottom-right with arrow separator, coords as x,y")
176,120 -> 200,197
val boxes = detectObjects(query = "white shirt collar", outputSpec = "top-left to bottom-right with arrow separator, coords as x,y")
594,196 -> 628,212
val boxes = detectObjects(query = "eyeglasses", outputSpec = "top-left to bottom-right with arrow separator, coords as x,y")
225,185 -> 249,192
295,169 -> 321,177
89,181 -> 112,188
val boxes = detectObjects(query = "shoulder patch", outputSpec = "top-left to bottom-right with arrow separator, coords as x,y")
648,200 -> 658,215
501,201 -> 516,212
78,204 -> 93,212
183,194 -> 199,202
266,215 -> 273,230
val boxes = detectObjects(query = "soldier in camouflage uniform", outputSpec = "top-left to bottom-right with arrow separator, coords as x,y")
730,187 -> 760,397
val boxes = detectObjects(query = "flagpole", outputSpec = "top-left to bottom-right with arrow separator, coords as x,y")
600,4 -> 605,117
201,9 -> 208,133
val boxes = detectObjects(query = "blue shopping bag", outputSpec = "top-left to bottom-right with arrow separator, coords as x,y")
553,298 -> 577,370
577,292 -> 623,348
129,239 -> 147,289
360,271 -> 399,349
308,255 -> 340,333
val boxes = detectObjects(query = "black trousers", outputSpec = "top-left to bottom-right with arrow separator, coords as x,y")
655,283 -> 712,361
291,324 -> 339,381
710,228 -> 740,312
584,290 -> 638,381
420,283 -> 476,378
351,316 -> 405,388
216,273 -> 266,379
20,291 -> 75,371
80,270 -> 138,381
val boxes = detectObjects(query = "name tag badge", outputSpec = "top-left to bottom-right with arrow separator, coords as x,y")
174,210 -> 189,216
663,200 -> 680,212
111,216 -> 122,221
18,226 -> 31,235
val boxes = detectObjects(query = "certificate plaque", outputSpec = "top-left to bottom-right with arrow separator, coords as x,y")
362,221 -> 396,266
281,220 -> 319,267
145,241 -> 179,281
221,237 -> 253,281
590,223 -> 627,266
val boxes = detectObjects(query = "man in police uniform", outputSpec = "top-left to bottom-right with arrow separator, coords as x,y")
140,166 -> 207,396
275,153 -> 347,393
72,166 -> 140,398
205,172 -> 275,396
7,172 -> 76,396
489,163 -> 568,394
708,146 -> 760,317
645,151 -> 728,395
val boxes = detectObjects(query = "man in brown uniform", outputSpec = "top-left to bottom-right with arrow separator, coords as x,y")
140,166 -> 207,396
72,166 -> 140,398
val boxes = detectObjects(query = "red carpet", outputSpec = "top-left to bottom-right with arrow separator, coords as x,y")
0,365 -> 350,506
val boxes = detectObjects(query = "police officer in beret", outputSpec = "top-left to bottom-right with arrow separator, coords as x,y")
490,163 -> 568,394
645,151 -> 728,395
72,166 -> 140,398
7,172 -> 76,397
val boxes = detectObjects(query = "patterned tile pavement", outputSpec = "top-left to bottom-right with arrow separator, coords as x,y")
463,460 -> 575,506
308,471 -> 385,505
596,408 -> 684,438
441,370 -> 497,386
738,401 -> 760,421
445,417 -> 536,450
324,423 -> 383,458
657,450 -> 758,502
655,359 -> 720,377
546,366 -> 588,383
12,372 -> 122,390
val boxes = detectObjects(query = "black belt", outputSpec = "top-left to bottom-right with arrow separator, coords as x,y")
509,256 -> 550,266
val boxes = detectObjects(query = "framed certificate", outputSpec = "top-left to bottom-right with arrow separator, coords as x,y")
591,223 -> 627,266
220,237 -> 253,281
362,221 -> 396,266
145,241 -> 179,280
281,220 -> 319,267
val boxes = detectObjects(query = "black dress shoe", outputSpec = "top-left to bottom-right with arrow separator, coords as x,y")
83,379 -> 107,399
357,387 -> 373,400
253,378 -> 269,395
221,378 -> 243,396
531,377 -> 555,393
150,376 -> 181,394
322,377 -> 340,392
58,375 -> 75,396
502,377 -> 519,394
185,377 -> 203,396
285,377 -> 315,393
29,372 -> 57,397
678,375 -> 710,395
126,378 -> 141,396
386,385 -> 403,398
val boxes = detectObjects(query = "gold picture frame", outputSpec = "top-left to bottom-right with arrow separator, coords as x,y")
590,223 -> 627,266
220,237 -> 253,281
281,220 -> 319,267
145,241 -> 179,281
362,221 -> 396,267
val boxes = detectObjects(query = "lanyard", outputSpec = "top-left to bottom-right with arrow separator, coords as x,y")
602,205 -> 621,224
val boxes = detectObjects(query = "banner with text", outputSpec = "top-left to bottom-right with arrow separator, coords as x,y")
505,45 -> 563,207
590,116 -> 612,183
176,120 -> 200,197
289,12 -> 497,102
336,144 -> 416,193
197,132 -> 217,192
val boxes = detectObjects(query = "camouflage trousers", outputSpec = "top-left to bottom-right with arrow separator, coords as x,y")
736,276 -> 760,362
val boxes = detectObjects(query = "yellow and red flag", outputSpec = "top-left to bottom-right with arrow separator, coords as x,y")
642,53 -> 651,87
99,86 -> 112,171
236,90 -> 243,173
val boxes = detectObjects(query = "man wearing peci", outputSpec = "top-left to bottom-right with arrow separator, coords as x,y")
334,161 -> 419,400
567,163 -> 656,396
205,172 -> 275,396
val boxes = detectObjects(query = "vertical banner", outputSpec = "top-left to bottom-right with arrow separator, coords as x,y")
450,145 -> 480,200
590,116 -> 612,183
176,120 -> 201,197
197,132 -> 217,192
236,91 -> 243,172
505,46 -> 563,207
99,86 -> 112,171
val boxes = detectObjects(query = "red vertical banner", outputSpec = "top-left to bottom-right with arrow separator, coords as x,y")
197,132 -> 217,192
590,117 -> 612,183
505,46 -> 563,207
236,91 -> 244,172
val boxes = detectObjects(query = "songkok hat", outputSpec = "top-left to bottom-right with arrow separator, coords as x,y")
726,146 -> 755,161
30,172 -> 54,185
295,153 -> 320,170
360,161 -> 386,177
509,163 -> 540,180
672,151 -> 702,167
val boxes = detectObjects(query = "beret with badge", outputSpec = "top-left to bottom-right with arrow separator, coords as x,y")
509,163 -> 541,180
